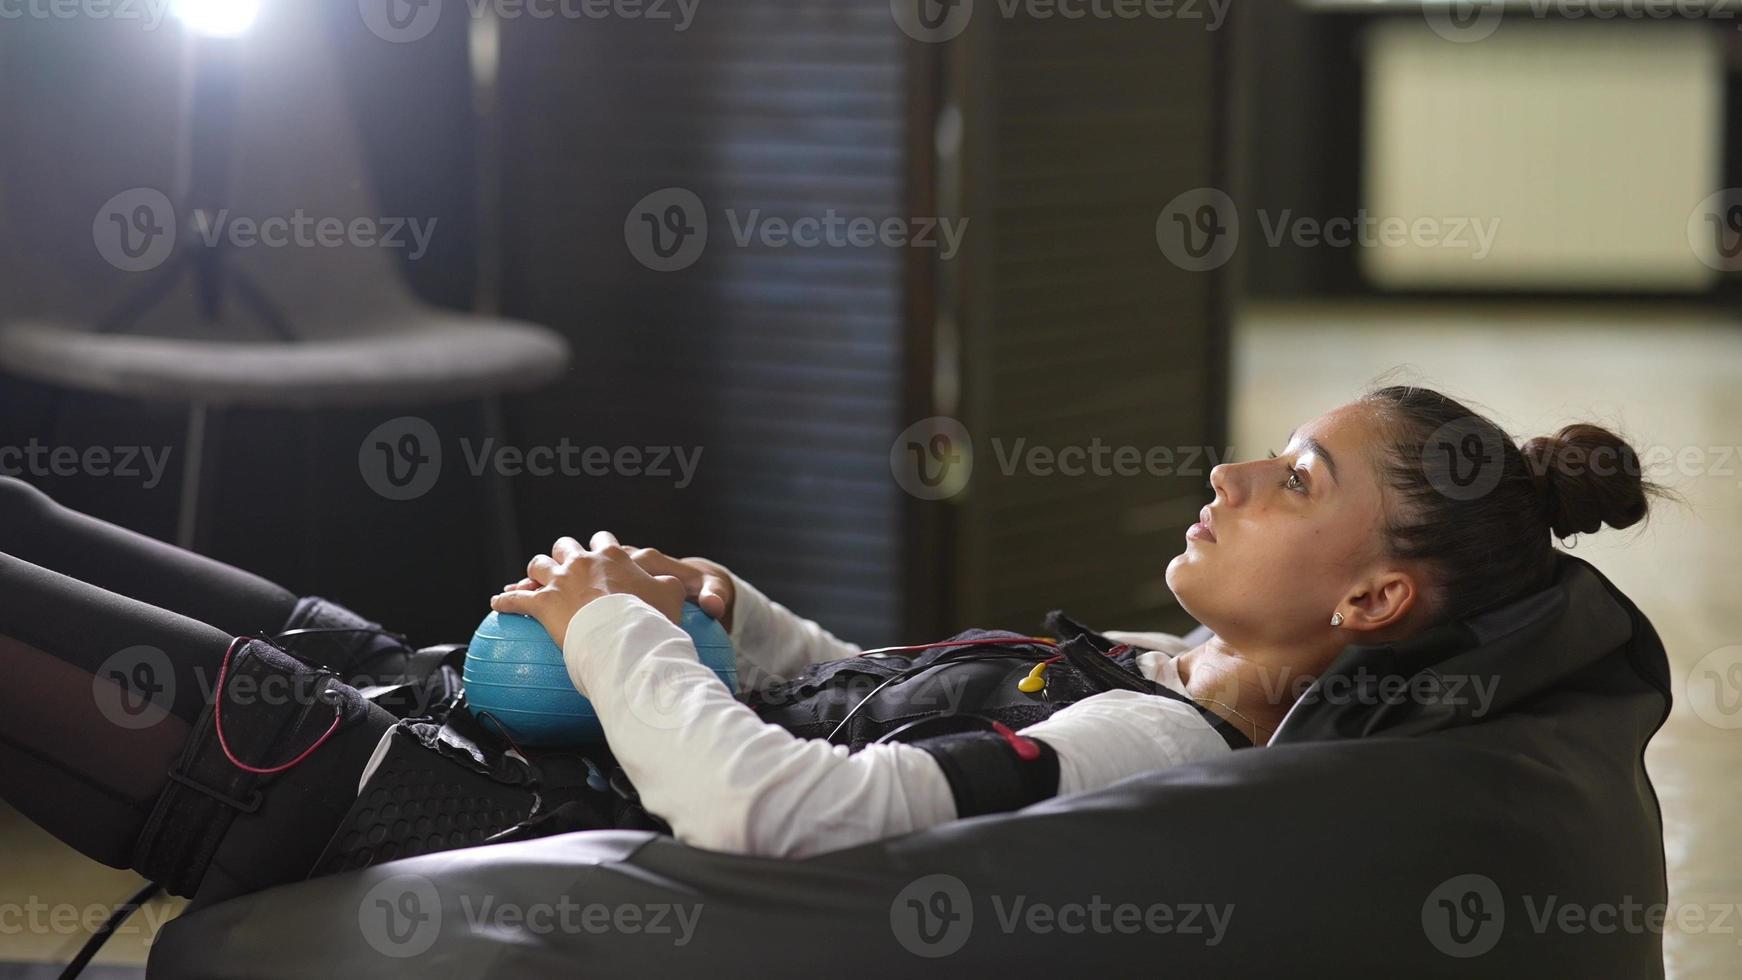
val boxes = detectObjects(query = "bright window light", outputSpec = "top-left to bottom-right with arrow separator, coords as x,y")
171,0 -> 263,37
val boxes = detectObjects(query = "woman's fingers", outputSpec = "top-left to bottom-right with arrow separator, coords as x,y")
490,588 -> 538,616
526,553 -> 561,583
589,531 -> 621,552
629,548 -> 700,591
551,536 -> 585,563
693,571 -> 730,621
502,578 -> 541,592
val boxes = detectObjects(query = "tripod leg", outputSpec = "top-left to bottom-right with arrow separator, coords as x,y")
175,402 -> 210,551
94,248 -> 193,335
227,266 -> 297,341
481,395 -> 521,588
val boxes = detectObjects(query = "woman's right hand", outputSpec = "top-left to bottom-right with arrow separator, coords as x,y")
503,538 -> 736,631
623,548 -> 737,632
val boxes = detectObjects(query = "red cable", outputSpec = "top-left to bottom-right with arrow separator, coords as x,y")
989,721 -> 1041,761
213,636 -> 343,776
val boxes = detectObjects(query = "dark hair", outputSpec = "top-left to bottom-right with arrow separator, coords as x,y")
1361,385 -> 1665,624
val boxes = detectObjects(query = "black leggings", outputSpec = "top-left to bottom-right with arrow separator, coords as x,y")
0,477 -> 395,901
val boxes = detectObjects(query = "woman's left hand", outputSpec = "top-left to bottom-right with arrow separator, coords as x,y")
491,532 -> 686,646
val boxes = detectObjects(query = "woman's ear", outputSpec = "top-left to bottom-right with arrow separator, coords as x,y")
1337,570 -> 1419,635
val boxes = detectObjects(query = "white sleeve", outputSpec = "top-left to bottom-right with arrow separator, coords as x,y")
562,596 -> 1231,859
719,568 -> 862,690
1017,689 -> 1232,795
563,594 -> 952,859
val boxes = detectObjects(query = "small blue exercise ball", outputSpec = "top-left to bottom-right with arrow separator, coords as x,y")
463,601 -> 737,747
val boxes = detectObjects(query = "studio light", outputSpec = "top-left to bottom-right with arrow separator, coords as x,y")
170,0 -> 263,38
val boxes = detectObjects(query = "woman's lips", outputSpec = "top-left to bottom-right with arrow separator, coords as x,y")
1187,506 -> 1217,543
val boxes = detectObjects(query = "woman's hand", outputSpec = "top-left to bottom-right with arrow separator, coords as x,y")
491,532 -> 687,646
502,533 -> 737,632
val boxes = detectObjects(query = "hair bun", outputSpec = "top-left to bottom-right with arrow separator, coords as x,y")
1521,424 -> 1650,538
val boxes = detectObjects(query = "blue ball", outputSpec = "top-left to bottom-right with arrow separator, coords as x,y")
463,601 -> 737,747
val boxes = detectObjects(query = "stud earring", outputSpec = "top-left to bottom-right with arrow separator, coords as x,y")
1329,612 -> 1344,628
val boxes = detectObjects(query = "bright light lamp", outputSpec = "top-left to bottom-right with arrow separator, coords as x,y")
171,0 -> 263,38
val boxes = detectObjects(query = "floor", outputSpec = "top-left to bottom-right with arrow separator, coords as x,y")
0,297 -> 1736,976
1231,299 -> 1742,980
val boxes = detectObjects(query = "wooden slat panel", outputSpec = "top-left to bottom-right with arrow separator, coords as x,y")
952,14 -> 1228,635
497,0 -> 913,645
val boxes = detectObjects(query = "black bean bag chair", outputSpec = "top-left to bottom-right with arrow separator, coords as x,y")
146,555 -> 1669,978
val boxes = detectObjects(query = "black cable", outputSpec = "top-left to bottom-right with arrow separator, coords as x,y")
873,712 -> 1006,746
58,881 -> 163,980
824,647 -> 1051,745
271,625 -> 413,670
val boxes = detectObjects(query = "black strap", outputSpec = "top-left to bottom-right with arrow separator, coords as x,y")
131,639 -> 347,896
915,730 -> 1060,818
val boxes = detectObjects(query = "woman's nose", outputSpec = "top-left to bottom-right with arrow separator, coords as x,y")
1208,461 -> 1236,504
1208,459 -> 1256,506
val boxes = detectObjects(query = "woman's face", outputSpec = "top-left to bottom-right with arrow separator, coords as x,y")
1166,401 -> 1409,650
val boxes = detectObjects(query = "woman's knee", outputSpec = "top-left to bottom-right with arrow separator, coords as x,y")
0,477 -> 50,523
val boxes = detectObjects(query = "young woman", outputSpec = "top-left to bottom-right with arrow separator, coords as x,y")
0,384 -> 1662,904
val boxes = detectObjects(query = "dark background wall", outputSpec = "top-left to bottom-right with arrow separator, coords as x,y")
0,0 -> 1230,645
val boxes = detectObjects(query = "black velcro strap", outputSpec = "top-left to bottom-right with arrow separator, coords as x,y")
132,639 -> 346,896
915,731 -> 1060,818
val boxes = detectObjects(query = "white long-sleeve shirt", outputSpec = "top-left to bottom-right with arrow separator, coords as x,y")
560,570 -> 1231,858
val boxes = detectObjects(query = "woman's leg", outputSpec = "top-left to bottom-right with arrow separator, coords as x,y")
0,476 -> 298,637
0,476 -> 410,674
0,551 -> 396,901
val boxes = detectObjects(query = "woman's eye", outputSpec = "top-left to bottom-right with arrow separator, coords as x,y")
1269,451 -> 1306,493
